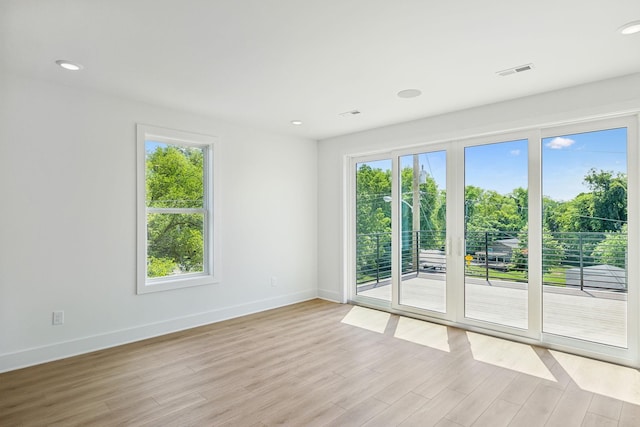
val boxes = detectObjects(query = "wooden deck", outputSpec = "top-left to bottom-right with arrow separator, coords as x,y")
359,274 -> 627,348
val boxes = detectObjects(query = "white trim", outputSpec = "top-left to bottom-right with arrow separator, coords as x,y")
347,153 -> 393,304
317,289 -> 342,302
528,129 -> 543,338
0,289 -> 316,374
136,124 -> 220,294
344,113 -> 640,367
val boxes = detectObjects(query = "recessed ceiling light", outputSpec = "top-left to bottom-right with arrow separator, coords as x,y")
55,60 -> 83,71
397,89 -> 422,99
618,21 -> 640,35
290,120 -> 303,125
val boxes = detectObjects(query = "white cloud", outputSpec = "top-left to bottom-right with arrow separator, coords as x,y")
510,149 -> 520,156
546,137 -> 575,149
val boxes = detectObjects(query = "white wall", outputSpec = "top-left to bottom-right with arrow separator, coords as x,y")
0,72 -> 318,372
318,72 -> 640,303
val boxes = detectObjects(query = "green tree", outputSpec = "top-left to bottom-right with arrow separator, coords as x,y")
553,169 -> 627,233
542,227 -> 565,273
146,145 -> 205,277
355,165 -> 393,282
509,225 -> 564,275
592,225 -> 627,269
584,169 -> 627,232
400,167 -> 446,249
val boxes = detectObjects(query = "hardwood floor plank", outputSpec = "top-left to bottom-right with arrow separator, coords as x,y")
400,388 -> 467,427
471,399 -> 520,427
508,384 -> 564,427
0,299 -> 637,427
323,397 -> 389,426
444,368 -> 517,426
588,394 -> 623,421
498,373 -> 541,405
362,391 -> 430,427
581,412 -> 619,427
545,383 -> 593,427
619,402 -> 640,427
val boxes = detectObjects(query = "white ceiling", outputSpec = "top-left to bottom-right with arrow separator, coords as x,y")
2,0 -> 639,140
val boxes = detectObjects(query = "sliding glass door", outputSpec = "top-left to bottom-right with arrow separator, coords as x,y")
349,115 -> 637,364
397,151 -> 448,313
354,158 -> 393,303
541,125 -> 630,349
463,139 -> 529,329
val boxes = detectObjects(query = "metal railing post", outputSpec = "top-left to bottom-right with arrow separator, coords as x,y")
485,231 -> 489,281
415,230 -> 420,274
376,233 -> 380,284
579,233 -> 584,291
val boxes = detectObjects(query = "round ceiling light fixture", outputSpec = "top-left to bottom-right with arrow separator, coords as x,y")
290,120 -> 303,125
55,60 -> 83,71
618,20 -> 640,35
397,89 -> 422,99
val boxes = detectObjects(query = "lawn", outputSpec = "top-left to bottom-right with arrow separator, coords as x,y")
465,265 -> 569,286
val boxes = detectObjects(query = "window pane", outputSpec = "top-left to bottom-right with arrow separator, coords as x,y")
354,160 -> 392,301
145,142 -> 204,208
464,139 -> 528,329
542,127 -> 627,347
399,151 -> 447,313
147,213 -> 205,278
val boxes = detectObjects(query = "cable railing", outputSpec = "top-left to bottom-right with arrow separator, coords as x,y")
543,231 -> 627,291
355,230 -> 446,286
356,230 -> 628,291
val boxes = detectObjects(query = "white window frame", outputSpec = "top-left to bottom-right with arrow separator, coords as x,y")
346,113 -> 640,367
136,124 -> 220,294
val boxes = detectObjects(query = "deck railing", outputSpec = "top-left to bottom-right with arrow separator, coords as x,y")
356,230 -> 627,291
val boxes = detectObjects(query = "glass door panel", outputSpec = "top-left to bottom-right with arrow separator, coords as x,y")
542,127 -> 628,348
354,159 -> 393,302
398,151 -> 447,312
464,139 -> 529,329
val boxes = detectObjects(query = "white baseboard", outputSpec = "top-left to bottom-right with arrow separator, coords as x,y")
317,288 -> 344,303
0,289 -> 317,373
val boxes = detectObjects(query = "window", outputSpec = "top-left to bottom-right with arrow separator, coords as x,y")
542,125 -> 629,347
349,115 -> 638,365
137,124 -> 219,293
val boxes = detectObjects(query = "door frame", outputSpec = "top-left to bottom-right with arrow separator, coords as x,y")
345,114 -> 639,367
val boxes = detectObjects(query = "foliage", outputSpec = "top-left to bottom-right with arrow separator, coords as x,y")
542,227 -> 565,273
147,256 -> 178,277
551,169 -> 627,233
146,145 -> 205,277
592,225 -> 627,269
354,163 -> 627,284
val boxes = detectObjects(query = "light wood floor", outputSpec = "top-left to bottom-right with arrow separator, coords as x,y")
1,299 -> 640,426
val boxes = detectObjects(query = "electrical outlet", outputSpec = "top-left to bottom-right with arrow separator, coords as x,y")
52,311 -> 64,326
270,276 -> 278,287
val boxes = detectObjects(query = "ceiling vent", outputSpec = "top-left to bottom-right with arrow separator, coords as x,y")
496,63 -> 534,77
339,109 -> 361,116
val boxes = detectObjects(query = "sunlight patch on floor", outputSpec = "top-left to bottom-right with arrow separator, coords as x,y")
550,350 -> 640,405
394,317 -> 450,352
341,306 -> 390,333
466,332 -> 557,381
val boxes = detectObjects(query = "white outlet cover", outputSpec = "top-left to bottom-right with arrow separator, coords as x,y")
52,311 -> 64,325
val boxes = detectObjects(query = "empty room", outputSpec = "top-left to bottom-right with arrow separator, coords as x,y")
2,1 -> 640,426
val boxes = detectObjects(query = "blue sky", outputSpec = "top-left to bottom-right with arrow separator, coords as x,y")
360,127 -> 627,202
400,151 -> 447,190
542,127 -> 626,201
146,140 -> 167,153
465,139 -> 528,196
